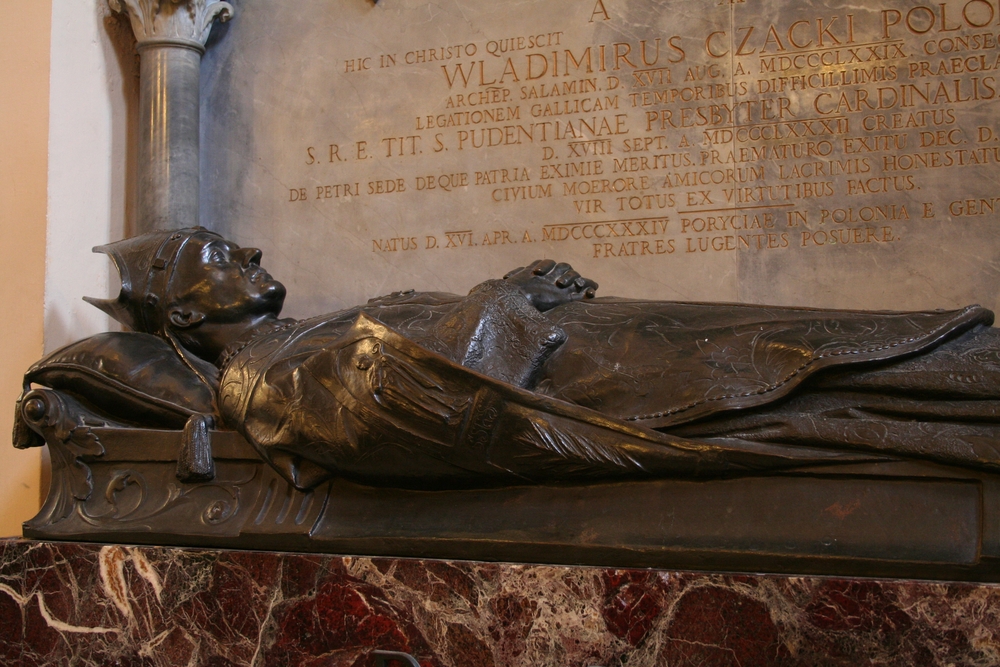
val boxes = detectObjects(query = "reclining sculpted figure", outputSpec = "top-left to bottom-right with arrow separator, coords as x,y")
17,227 -> 1000,490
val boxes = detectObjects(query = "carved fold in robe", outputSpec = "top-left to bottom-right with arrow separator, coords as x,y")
217,282 -> 1000,489
672,325 -> 1000,469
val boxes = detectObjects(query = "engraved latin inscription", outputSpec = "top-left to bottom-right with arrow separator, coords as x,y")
278,1 -> 999,263
199,0 -> 1000,312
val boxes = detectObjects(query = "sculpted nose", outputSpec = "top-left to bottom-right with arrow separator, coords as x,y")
236,247 -> 263,267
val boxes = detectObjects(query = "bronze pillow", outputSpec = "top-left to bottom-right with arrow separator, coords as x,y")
24,332 -> 217,428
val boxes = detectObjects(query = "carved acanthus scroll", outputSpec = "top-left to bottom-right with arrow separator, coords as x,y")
109,0 -> 233,50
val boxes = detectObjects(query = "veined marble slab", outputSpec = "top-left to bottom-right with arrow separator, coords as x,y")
2,539 -> 999,666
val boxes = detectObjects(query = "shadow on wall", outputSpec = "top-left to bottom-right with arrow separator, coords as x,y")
103,5 -> 140,239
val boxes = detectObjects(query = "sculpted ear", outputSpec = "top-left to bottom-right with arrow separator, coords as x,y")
168,307 -> 206,329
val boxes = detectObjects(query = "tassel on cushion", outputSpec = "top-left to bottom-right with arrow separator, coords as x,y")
177,414 -> 215,482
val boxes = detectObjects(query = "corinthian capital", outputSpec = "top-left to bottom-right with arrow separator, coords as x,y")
109,0 -> 234,50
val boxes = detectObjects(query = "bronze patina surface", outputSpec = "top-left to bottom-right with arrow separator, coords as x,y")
13,228 -> 1000,579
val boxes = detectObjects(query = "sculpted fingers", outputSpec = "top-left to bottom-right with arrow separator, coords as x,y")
579,278 -> 599,299
555,268 -> 581,289
550,262 -> 575,286
503,266 -> 525,280
501,259 -> 596,310
567,276 -> 598,300
530,259 -> 557,276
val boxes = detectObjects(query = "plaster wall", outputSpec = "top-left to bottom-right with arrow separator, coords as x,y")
45,0 -> 134,354
0,0 -> 51,536
0,0 -> 133,535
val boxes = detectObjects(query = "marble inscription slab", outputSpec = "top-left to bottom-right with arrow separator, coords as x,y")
201,0 -> 1000,318
2,539 -> 1000,666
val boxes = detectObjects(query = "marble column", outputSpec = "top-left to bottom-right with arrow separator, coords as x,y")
109,0 -> 233,233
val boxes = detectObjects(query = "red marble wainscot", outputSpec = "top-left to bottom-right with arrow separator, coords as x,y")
1,539 -> 999,667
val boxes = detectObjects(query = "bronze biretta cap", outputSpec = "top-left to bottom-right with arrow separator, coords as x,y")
84,227 -> 221,335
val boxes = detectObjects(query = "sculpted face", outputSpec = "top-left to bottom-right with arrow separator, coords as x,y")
166,233 -> 286,328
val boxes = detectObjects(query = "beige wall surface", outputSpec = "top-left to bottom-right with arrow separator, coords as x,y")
0,1 -> 52,536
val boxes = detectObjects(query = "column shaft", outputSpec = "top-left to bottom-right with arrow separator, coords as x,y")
137,43 -> 202,233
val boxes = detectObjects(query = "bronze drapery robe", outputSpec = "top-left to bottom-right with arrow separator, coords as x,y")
217,284 -> 1000,489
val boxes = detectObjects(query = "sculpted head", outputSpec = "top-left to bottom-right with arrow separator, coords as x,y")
86,228 -> 286,360
165,231 -> 285,328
